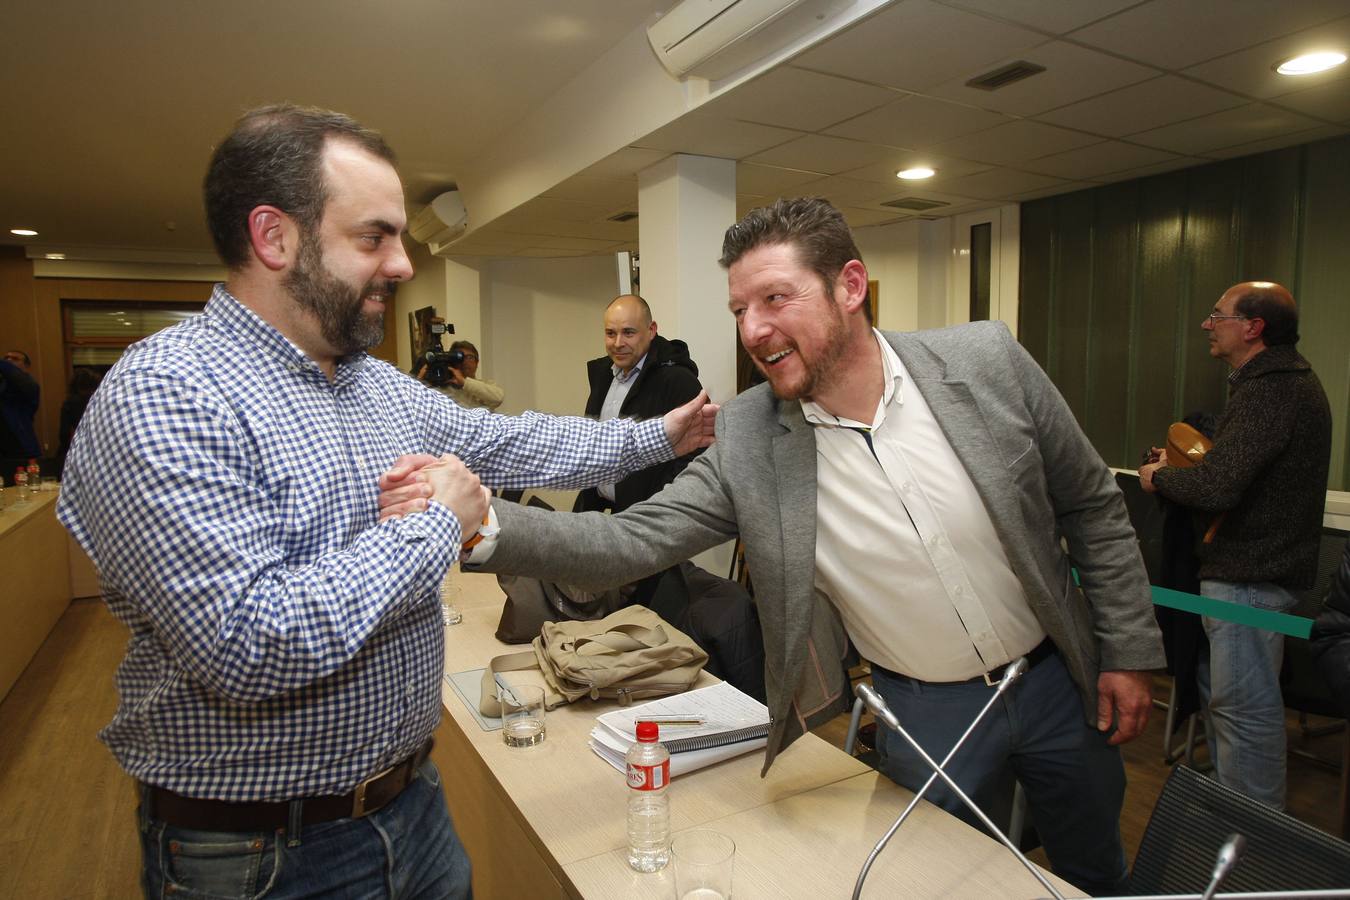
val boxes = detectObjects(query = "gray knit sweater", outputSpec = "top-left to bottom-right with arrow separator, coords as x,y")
1153,344 -> 1331,588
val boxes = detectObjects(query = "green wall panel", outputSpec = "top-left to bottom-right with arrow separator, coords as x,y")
1020,133 -> 1350,490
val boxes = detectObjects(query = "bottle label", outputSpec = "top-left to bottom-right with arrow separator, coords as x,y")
626,760 -> 669,790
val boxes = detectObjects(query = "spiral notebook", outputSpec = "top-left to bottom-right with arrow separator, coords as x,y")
593,681 -> 770,755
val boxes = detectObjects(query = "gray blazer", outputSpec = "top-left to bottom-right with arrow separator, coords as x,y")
474,322 -> 1165,772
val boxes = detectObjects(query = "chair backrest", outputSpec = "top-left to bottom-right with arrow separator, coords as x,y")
1130,765 -> 1350,893
1282,527 -> 1350,717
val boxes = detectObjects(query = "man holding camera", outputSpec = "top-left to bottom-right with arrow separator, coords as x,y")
415,321 -> 504,410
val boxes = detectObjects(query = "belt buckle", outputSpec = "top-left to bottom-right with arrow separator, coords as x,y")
351,762 -> 394,818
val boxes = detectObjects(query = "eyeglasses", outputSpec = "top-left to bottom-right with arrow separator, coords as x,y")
1206,313 -> 1249,324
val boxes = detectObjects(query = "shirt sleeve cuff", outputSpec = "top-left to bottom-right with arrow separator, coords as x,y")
635,417 -> 676,466
462,504 -> 500,564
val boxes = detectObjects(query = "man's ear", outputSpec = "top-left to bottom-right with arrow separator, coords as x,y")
1246,317 -> 1267,341
247,206 -> 299,272
836,259 -> 870,314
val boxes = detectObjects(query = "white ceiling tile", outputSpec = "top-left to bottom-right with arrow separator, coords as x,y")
579,147 -> 669,180
1011,180 -> 1099,202
1181,16 -> 1350,100
737,195 -> 772,217
1070,0 -> 1349,70
1269,78 -> 1350,122
934,0 -> 1139,35
1020,140 -> 1180,179
839,206 -> 913,227
1093,157 -> 1212,184
929,119 -> 1100,165
839,152 -> 993,186
514,247 -> 606,258
1128,103 -> 1326,155
737,163 -> 829,197
701,68 -> 897,133
826,96 -> 1010,148
793,0 -> 1046,92
746,134 -> 893,174
633,115 -> 804,160
1036,75 -> 1249,137
1204,124 -> 1350,159
927,40 -> 1158,117
793,176 -> 905,208
933,167 -> 1068,199
540,175 -> 638,208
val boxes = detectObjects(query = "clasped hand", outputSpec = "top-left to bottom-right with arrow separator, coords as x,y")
378,453 -> 489,542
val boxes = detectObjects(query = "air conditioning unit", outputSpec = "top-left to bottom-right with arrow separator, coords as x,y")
646,0 -> 849,80
409,191 -> 468,248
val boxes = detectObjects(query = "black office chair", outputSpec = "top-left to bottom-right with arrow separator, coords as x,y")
1130,765 -> 1350,894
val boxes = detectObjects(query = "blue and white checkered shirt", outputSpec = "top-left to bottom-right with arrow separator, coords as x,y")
58,285 -> 672,801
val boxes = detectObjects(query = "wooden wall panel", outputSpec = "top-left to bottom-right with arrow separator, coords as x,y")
1051,191 -> 1094,417
1181,160 -> 1243,424
1299,140 -> 1350,492
1017,201 -> 1055,371
1238,148 -> 1301,286
1020,133 -> 1350,490
1133,174 -> 1187,453
1087,182 -> 1138,465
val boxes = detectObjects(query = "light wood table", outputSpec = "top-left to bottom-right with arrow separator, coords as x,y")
436,571 -> 1082,899
0,488 -> 71,702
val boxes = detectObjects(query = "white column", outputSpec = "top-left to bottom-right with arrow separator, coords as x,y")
636,154 -> 738,406
637,153 -> 739,576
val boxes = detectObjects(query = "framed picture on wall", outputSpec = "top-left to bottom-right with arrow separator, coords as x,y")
409,306 -> 436,369
868,280 -> 879,325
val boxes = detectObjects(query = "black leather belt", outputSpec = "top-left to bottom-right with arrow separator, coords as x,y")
142,739 -> 434,832
875,637 -> 1056,688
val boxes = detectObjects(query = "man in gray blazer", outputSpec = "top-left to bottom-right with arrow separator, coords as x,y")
384,198 -> 1163,895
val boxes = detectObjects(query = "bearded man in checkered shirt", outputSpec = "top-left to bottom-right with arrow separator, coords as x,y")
58,104 -> 715,899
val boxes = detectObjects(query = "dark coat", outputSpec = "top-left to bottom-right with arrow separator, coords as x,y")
1153,344 -> 1332,588
574,334 -> 702,513
1311,541 -> 1350,718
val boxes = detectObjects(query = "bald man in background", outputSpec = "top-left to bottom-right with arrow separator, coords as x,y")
1140,281 -> 1331,809
575,294 -> 703,513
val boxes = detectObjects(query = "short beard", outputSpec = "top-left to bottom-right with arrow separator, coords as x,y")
758,302 -> 850,402
285,233 -> 392,356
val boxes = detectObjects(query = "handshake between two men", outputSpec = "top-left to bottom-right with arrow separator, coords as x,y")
375,390 -> 720,541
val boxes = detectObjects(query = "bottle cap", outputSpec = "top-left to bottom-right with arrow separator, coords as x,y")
636,721 -> 659,742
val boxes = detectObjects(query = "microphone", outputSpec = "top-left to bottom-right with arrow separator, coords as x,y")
851,656 -> 1055,900
1198,833 -> 1245,900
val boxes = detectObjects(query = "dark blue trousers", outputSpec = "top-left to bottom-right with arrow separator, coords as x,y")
871,652 -> 1129,896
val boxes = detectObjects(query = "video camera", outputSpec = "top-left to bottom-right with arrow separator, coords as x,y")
418,320 -> 464,387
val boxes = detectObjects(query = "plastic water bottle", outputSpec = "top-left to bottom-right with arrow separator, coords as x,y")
626,720 -> 671,872
26,458 -> 40,492
14,468 -> 29,502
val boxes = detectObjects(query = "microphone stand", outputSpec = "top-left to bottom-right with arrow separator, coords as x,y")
851,657 -> 1030,900
852,667 -> 1067,900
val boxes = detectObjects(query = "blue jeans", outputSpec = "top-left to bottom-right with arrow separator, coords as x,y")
871,652 -> 1128,897
1197,579 -> 1295,810
138,760 -> 472,899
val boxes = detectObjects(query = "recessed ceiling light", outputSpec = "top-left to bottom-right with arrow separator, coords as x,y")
1275,51 -> 1346,75
897,167 -> 936,180
45,253 -> 66,260
9,228 -> 38,237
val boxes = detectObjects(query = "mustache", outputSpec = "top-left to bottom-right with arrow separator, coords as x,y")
363,281 -> 399,300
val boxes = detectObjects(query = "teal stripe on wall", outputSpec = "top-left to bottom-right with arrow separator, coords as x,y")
1019,134 -> 1350,490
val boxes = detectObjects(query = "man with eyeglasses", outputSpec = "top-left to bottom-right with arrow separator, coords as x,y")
1139,280 -> 1331,810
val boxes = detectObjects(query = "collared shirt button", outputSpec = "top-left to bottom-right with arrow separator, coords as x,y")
953,584 -> 965,596
900,481 -> 912,493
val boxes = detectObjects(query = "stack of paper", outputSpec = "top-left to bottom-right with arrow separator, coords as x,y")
588,681 -> 771,777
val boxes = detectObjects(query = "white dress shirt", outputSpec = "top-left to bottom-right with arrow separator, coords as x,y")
597,353 -> 646,502
805,330 -> 1045,681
